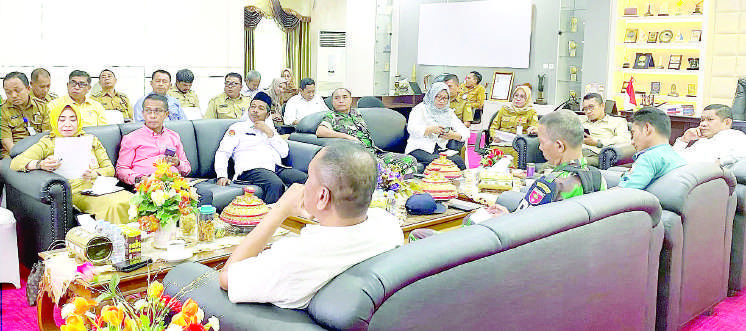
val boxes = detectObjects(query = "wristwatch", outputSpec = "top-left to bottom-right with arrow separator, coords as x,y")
596,141 -> 603,148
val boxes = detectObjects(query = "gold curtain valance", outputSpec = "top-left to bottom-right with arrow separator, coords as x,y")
245,0 -> 313,22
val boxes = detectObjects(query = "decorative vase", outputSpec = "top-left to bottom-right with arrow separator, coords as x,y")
153,221 -> 177,249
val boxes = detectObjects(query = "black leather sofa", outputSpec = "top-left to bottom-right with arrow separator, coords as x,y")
510,133 -> 635,170
0,119 -> 322,267
163,188 -> 664,330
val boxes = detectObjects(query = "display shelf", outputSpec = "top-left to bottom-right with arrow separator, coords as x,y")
621,15 -> 703,24
619,69 -> 700,76
616,43 -> 703,50
613,93 -> 697,103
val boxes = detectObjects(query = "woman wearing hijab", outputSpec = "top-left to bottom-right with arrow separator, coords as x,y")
280,68 -> 298,95
10,102 -> 132,223
264,78 -> 289,125
405,82 -> 470,169
487,85 -> 539,166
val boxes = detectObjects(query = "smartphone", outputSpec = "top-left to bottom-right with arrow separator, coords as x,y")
583,128 -> 591,135
164,147 -> 176,157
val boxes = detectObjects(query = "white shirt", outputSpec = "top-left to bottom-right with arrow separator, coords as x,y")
283,94 -> 329,125
214,120 -> 288,179
405,103 -> 470,154
673,129 -> 746,166
227,208 -> 404,308
242,88 -> 260,100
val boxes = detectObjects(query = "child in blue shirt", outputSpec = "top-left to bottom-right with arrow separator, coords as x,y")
619,107 -> 686,189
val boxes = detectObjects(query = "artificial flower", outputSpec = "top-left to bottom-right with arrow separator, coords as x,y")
133,298 -> 147,311
148,280 -> 164,299
123,317 -> 138,331
76,262 -> 96,282
101,304 -> 124,327
151,190 -> 169,207
206,316 -> 220,331
187,324 -> 207,331
60,314 -> 86,331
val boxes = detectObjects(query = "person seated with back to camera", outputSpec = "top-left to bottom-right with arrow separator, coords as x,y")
405,82 -> 469,170
218,141 -> 403,309
618,107 -> 686,190
116,94 -> 191,186
316,88 -> 418,176
578,93 -> 631,166
672,104 -> 746,166
10,102 -> 133,224
210,92 -> 307,204
411,110 -> 606,241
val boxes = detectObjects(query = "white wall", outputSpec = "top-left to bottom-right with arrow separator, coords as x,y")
345,0 -> 377,95
0,0 -> 245,110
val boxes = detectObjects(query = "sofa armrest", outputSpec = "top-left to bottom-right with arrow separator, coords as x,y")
512,135 -> 546,170
598,143 -> 636,170
473,130 -> 490,155
285,140 -> 323,174
732,159 -> 746,185
1,158 -> 72,203
495,190 -> 525,212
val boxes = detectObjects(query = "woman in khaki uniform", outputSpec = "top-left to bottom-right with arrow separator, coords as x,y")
10,102 -> 133,224
487,85 -> 539,166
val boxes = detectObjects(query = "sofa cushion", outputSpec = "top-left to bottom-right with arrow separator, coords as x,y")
84,124 -> 123,165
295,112 -> 327,134
360,107 -> 408,153
193,119 -> 240,178
9,133 -> 45,158
163,121 -> 199,177
285,140 -> 322,174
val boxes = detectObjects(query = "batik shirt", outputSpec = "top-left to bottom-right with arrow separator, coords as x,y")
517,157 -> 607,211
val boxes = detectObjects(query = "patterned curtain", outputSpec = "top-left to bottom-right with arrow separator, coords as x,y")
244,7 -> 264,76
285,21 -> 311,84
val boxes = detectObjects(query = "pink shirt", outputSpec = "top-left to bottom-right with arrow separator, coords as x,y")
116,126 -> 191,185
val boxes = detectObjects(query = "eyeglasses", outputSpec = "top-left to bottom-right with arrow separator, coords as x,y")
435,95 -> 449,102
68,81 -> 89,88
225,82 -> 241,87
142,109 -> 166,115
582,105 -> 597,112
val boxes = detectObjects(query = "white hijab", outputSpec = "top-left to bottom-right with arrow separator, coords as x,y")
422,82 -> 455,127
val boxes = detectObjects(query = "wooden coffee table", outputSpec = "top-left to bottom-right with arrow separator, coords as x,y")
284,207 -> 471,241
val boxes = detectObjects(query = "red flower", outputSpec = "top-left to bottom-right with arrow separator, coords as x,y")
186,323 -> 206,331
161,294 -> 182,313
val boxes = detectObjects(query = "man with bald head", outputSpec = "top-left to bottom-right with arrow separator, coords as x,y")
673,104 -> 746,166
30,68 -> 57,103
218,141 -> 403,309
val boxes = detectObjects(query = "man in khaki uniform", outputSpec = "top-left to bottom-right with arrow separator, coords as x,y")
91,69 -> 133,121
30,68 -> 57,104
168,69 -> 200,108
443,74 -> 473,127
47,70 -> 108,127
205,72 -> 251,119
1,72 -> 50,157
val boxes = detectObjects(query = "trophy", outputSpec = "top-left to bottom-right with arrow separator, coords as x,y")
668,84 -> 679,97
644,4 -> 654,16
570,17 -> 578,32
693,1 -> 703,14
569,41 -> 577,57
570,66 -> 578,81
536,74 -> 547,105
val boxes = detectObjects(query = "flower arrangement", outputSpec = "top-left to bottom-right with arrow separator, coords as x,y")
129,160 -> 199,232
59,275 -> 219,331
480,148 -> 506,168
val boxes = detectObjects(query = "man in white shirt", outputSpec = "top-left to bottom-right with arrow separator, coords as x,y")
242,70 -> 262,99
213,92 -> 307,203
219,141 -> 404,309
673,104 -> 746,166
283,78 -> 329,125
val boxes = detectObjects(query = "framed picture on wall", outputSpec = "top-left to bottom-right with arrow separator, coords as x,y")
651,82 -> 661,95
489,71 -> 514,101
647,32 -> 659,43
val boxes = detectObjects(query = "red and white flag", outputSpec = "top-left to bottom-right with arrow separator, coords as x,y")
626,76 -> 637,106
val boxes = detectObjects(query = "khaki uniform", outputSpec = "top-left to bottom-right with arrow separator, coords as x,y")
31,91 -> 58,104
9,134 -> 133,224
205,92 -> 251,119
91,90 -> 134,120
168,86 -> 200,108
459,83 -> 486,110
1,97 -> 50,157
47,95 -> 108,128
450,96 -> 473,123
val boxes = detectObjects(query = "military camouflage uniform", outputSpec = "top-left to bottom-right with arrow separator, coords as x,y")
319,109 -> 417,176
516,157 -> 607,211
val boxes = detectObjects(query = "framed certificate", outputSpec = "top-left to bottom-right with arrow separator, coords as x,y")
650,82 -> 661,95
489,71 -> 514,101
647,32 -> 659,43
668,55 -> 683,70
624,28 -> 639,43
690,30 -> 702,42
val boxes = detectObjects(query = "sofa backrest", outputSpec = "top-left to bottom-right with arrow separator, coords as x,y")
192,119 -> 241,178
733,77 -> 745,121
308,189 -> 663,331
83,124 -> 124,165
646,162 -> 735,215
292,108 -> 408,154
